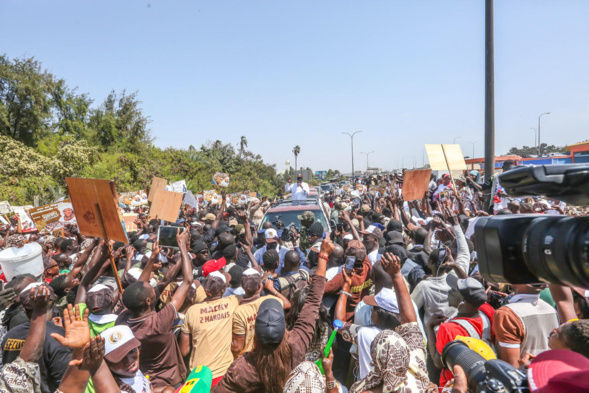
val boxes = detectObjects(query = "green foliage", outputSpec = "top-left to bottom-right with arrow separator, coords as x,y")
507,144 -> 565,157
1,55 -> 280,204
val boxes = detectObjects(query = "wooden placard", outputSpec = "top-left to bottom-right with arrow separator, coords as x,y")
65,178 -> 128,243
148,177 -> 167,202
149,190 -> 183,222
402,169 -> 432,201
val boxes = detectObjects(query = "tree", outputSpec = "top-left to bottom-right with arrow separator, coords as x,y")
293,145 -> 301,172
239,136 -> 248,157
506,144 -> 565,157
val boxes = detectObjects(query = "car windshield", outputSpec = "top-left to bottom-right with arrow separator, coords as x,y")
261,210 -> 328,231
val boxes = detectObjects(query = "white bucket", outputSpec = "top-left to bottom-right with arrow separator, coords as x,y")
0,243 -> 44,282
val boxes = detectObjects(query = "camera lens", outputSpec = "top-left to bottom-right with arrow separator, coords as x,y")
524,216 -> 589,288
441,341 -> 487,392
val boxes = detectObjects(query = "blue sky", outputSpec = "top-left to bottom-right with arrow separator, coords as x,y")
2,0 -> 588,173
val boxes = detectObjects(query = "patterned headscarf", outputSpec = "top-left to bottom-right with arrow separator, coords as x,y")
283,361 -> 325,393
350,327 -> 429,393
5,234 -> 26,248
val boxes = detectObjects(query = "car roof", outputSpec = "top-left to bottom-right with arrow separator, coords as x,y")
267,204 -> 323,212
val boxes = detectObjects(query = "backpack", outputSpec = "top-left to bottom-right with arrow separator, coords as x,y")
450,311 -> 492,347
276,269 -> 310,300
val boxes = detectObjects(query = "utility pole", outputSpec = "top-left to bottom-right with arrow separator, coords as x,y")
342,131 -> 362,179
361,151 -> 375,172
484,0 -> 495,181
469,141 -> 476,159
537,112 -> 551,157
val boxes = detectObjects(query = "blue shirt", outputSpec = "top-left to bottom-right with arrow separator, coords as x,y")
253,245 -> 306,274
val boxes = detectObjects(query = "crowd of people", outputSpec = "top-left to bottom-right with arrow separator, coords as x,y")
0,162 -> 588,393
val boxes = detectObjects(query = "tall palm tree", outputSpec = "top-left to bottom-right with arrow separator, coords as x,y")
239,136 -> 248,158
293,145 -> 301,173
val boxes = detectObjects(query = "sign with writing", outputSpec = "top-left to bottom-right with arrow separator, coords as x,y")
0,201 -> 12,215
167,180 -> 187,193
12,206 -> 37,233
212,172 -> 230,188
29,200 -> 77,234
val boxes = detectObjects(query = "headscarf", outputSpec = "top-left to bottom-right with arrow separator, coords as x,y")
350,328 -> 429,393
283,361 -> 325,393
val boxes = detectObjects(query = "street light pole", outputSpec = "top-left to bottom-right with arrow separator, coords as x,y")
453,136 -> 461,144
469,141 -> 476,158
530,127 -> 537,150
537,112 -> 550,157
342,131 -> 362,179
361,151 -> 375,172
484,0 -> 495,183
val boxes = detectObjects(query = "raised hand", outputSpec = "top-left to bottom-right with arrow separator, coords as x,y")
380,252 -> 401,277
319,238 -> 335,256
177,229 -> 190,251
70,336 -> 105,373
51,304 -> 90,350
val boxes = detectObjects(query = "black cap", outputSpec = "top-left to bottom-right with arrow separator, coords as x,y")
192,240 -> 208,254
446,276 -> 487,308
255,298 -> 286,344
308,222 -> 324,237
385,231 -> 404,245
387,219 -> 403,233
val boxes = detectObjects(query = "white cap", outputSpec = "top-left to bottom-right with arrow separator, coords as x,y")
242,268 -> 261,276
20,282 -> 42,296
265,228 -> 278,239
372,288 -> 399,314
127,267 -> 142,281
100,325 -> 140,362
88,284 -> 109,294
209,270 -> 227,283
343,234 -> 354,240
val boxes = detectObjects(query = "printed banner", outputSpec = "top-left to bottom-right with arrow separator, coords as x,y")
212,172 -> 230,187
119,190 -> 148,207
12,206 -> 37,233
0,201 -> 12,215
29,200 -> 77,234
167,180 -> 187,193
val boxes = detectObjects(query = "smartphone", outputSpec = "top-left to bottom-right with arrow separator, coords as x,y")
437,248 -> 448,267
157,226 -> 186,249
345,256 -> 356,271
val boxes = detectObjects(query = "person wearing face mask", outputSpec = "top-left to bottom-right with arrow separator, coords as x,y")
100,325 -> 152,393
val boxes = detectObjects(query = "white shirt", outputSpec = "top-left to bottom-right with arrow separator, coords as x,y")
120,371 -> 152,393
285,181 -> 310,201
367,249 -> 381,266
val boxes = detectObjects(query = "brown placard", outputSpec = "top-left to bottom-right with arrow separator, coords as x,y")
122,213 -> 139,232
149,190 -> 183,222
65,178 -> 128,243
148,177 -> 167,202
402,169 -> 432,201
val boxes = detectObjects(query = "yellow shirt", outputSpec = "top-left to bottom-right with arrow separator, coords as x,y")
160,282 -> 206,313
181,295 -> 240,378
232,295 -> 283,357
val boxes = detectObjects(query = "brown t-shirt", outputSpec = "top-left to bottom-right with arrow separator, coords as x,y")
232,295 -> 283,357
212,275 -> 327,393
324,258 -> 373,321
115,303 -> 187,389
160,281 -> 207,313
182,295 -> 241,378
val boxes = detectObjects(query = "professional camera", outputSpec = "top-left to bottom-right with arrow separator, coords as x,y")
475,164 -> 589,287
442,340 -> 528,393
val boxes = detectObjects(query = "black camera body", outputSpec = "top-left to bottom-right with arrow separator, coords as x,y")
475,164 -> 589,287
442,340 -> 529,393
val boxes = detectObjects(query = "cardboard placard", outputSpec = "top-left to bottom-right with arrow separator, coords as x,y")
425,144 -> 467,171
249,192 -> 257,198
122,213 -> 139,232
149,190 -> 184,222
65,178 -> 128,243
29,200 -> 77,234
212,172 -> 230,188
402,169 -> 432,201
148,177 -> 168,202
